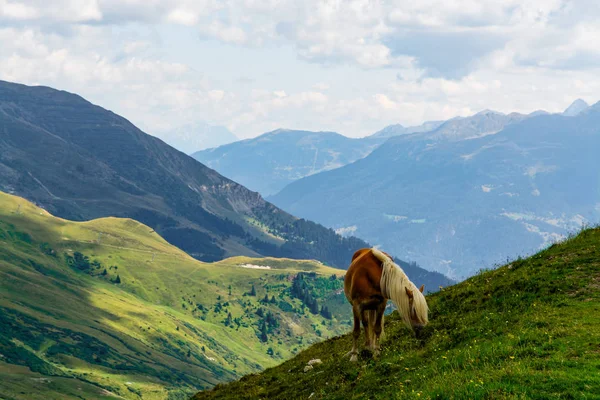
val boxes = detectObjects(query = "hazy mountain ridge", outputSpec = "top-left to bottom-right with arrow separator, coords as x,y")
193,106 -> 551,202
369,120 -> 445,139
192,129 -> 383,196
271,106 -> 600,278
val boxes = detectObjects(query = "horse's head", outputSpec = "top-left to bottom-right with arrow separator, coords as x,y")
404,284 -> 428,333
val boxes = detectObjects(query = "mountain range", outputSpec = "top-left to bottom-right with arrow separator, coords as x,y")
270,100 -> 600,278
194,100 -> 592,207
192,129 -> 383,196
369,119 -> 445,139
0,80 -> 450,287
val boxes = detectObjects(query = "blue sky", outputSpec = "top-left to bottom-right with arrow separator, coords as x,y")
1,1 -> 599,143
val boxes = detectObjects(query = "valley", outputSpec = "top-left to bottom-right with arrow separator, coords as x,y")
0,191 -> 351,399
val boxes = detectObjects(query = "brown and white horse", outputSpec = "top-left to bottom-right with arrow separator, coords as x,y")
344,248 -> 428,361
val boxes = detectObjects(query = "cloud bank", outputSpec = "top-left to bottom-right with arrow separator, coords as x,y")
1,0 -> 599,140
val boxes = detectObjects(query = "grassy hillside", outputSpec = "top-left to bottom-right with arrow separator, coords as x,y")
0,191 -> 351,399
195,228 -> 600,399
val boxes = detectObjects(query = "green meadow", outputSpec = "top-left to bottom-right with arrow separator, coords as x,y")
0,191 -> 350,399
195,228 -> 600,399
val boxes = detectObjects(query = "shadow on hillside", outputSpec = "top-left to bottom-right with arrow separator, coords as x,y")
0,215 -> 234,398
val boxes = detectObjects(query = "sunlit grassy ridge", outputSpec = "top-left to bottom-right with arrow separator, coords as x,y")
0,191 -> 349,400
195,228 -> 600,399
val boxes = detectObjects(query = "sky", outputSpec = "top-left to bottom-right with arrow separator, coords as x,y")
1,1 -> 600,143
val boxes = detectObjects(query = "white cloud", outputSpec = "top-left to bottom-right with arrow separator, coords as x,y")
0,0 -> 102,22
0,1 -> 599,141
167,8 -> 198,26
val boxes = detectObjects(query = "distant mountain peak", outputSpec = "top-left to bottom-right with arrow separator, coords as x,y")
529,109 -> 550,117
475,109 -> 504,116
270,128 -> 291,134
563,99 -> 589,116
370,121 -> 443,139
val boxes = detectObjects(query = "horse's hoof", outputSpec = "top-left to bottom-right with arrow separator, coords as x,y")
349,354 -> 358,362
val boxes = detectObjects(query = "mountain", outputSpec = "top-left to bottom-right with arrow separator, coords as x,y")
0,190 -> 351,399
192,129 -> 382,196
370,109 -> 528,142
0,80 -> 450,287
270,107 -> 600,278
191,111 -> 525,200
415,110 -> 527,142
155,122 -> 238,154
194,227 -> 600,399
369,120 -> 445,139
562,98 -> 589,116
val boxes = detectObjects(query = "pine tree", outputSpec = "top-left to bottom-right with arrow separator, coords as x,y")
250,284 -> 257,296
320,305 -> 332,320
270,295 -> 277,304
115,275 -> 121,284
228,285 -> 232,296
262,294 -> 269,303
309,297 -> 319,314
259,321 -> 268,342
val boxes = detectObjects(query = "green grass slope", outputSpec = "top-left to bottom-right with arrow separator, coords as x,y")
0,191 -> 351,399
195,228 -> 600,399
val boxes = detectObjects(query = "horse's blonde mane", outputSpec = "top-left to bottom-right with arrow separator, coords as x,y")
372,248 -> 428,328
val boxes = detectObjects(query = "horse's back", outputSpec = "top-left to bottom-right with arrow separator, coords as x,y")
351,248 -> 371,262
345,249 -> 385,303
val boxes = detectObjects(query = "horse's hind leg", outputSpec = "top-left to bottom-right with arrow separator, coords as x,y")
372,302 -> 387,358
345,304 -> 360,362
360,308 -> 373,350
362,310 -> 376,350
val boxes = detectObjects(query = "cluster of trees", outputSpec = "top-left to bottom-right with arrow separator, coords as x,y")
261,294 -> 278,304
257,310 -> 279,342
66,251 -> 91,270
290,273 -> 319,314
65,251 -> 121,284
213,301 -> 230,314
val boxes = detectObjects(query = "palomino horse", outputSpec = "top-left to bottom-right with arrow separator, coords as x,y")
344,248 -> 428,361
